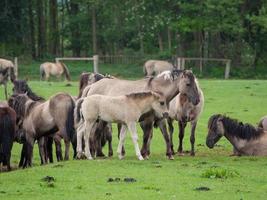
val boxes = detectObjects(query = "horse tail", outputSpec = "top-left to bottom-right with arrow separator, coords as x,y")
40,64 -> 45,80
75,98 -> 84,124
60,62 -> 71,81
143,63 -> 148,76
0,108 -> 15,167
9,66 -> 16,82
78,73 -> 89,98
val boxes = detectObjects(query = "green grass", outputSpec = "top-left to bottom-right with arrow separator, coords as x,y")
1,80 -> 267,199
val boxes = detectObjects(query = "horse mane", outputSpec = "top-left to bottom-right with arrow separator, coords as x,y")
59,62 -> 71,81
13,80 -> 45,101
147,69 -> 184,87
126,92 -> 153,100
210,114 -> 265,140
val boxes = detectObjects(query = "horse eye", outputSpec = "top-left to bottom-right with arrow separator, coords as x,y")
186,83 -> 191,86
160,102 -> 164,106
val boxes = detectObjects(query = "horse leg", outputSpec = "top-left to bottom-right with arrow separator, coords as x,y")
63,138 -> 70,160
46,136 -> 54,163
19,143 -> 27,168
117,123 -> 125,156
107,124 -> 113,157
38,137 -> 47,165
84,121 -> 95,160
54,135 -> 63,161
190,121 -> 197,156
157,119 -> 173,159
178,120 -> 187,155
140,120 -> 153,159
76,124 -> 85,159
167,118 -> 175,155
127,122 -> 144,160
117,125 -> 127,160
24,137 -> 34,168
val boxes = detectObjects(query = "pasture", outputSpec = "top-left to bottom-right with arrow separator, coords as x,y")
1,79 -> 267,199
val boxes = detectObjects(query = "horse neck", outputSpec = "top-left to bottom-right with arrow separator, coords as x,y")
150,77 -> 179,103
131,95 -> 155,115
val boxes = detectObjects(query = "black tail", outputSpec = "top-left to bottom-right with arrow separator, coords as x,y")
40,65 -> 45,80
9,67 -> 16,82
60,62 -> 71,81
65,98 -> 76,158
0,111 -> 15,168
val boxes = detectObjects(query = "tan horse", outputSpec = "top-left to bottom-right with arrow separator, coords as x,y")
76,91 -> 168,160
8,93 -> 76,167
0,58 -> 16,99
143,60 -> 174,76
81,70 -> 200,159
40,62 -> 71,81
167,79 -> 204,156
206,114 -> 267,156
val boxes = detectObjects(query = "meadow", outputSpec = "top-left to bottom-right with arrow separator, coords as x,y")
1,68 -> 267,199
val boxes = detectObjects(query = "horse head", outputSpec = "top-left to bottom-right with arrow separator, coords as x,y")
206,114 -> 225,148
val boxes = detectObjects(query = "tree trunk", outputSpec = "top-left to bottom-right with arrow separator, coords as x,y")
28,0 -> 36,59
158,32 -> 163,52
37,0 -> 46,58
49,0 -> 59,56
60,0 -> 65,56
92,4 -> 97,54
69,1 -> 81,57
167,27 -> 172,51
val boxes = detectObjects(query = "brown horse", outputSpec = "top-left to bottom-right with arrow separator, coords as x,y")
167,79 -> 204,156
143,60 -> 174,76
8,93 -> 76,167
40,61 -> 71,81
81,70 -> 200,159
206,114 -> 267,156
0,58 -> 16,99
0,102 -> 16,171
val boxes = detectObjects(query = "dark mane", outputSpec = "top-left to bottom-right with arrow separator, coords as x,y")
8,94 -> 39,119
126,92 -> 153,99
13,80 -> 44,101
210,114 -> 264,140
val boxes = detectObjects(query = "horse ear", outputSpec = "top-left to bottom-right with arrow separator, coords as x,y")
151,91 -> 161,99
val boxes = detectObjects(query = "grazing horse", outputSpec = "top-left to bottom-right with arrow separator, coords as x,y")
40,62 -> 71,81
143,60 -> 174,76
167,79 -> 204,156
0,58 -> 16,99
206,114 -> 267,156
81,70 -> 200,159
8,93 -> 76,167
76,91 -> 168,160
0,102 -> 16,171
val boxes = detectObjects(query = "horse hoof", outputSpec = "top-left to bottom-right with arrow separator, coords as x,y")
177,152 -> 185,156
190,152 -> 195,156
86,156 -> 93,160
108,152 -> 113,157
118,155 -> 124,160
168,155 -> 174,160
144,155 -> 149,160
138,156 -> 144,161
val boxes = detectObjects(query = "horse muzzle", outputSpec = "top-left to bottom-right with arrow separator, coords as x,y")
206,139 -> 214,149
163,112 -> 169,118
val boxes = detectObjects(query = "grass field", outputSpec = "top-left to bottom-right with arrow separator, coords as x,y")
1,79 -> 267,200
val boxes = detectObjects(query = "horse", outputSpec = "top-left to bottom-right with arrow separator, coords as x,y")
40,61 -> 71,81
0,102 -> 16,171
143,60 -> 174,76
167,79 -> 204,156
0,58 -> 16,99
258,116 -> 267,131
76,91 -> 168,160
206,114 -> 267,156
81,69 -> 200,159
8,93 -> 76,167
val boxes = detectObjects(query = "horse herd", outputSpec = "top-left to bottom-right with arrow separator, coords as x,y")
1,58 -> 267,172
